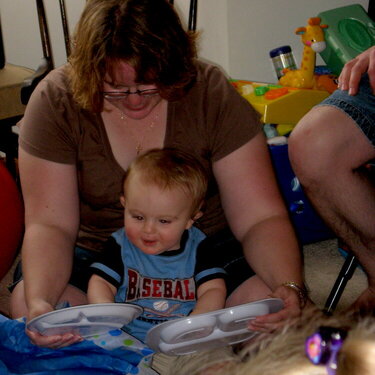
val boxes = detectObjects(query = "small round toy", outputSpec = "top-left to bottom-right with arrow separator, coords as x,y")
306,326 -> 347,375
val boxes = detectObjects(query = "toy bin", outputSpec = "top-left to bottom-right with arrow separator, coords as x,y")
318,4 -> 375,76
268,143 -> 334,245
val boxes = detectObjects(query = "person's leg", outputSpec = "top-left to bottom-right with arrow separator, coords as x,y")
225,275 -> 272,308
9,246 -> 95,318
10,280 -> 87,318
197,227 -> 274,307
289,105 -> 375,311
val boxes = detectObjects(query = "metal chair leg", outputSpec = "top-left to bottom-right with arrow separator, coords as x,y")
324,253 -> 358,314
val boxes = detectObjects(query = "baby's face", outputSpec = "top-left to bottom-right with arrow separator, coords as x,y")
121,175 -> 194,255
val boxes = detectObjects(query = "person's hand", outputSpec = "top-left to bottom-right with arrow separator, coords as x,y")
247,284 -> 306,333
26,328 -> 83,349
26,299 -> 83,349
338,46 -> 375,95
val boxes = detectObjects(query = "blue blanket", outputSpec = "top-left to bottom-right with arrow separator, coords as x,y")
0,319 -> 154,375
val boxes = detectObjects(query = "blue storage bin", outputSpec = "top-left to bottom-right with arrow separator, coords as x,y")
269,143 -> 334,244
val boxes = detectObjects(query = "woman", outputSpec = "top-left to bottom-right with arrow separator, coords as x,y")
11,0 -> 304,349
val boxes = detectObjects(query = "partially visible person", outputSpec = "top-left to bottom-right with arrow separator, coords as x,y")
87,148 -> 227,342
11,0 -> 305,349
337,45 -> 375,95
172,307 -> 375,375
289,46 -> 375,312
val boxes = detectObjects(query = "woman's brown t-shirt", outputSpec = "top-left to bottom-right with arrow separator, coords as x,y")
19,60 -> 261,252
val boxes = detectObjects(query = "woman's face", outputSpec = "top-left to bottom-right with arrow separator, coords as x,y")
103,61 -> 163,120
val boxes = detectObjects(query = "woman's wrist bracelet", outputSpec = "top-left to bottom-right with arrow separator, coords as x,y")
281,281 -> 308,309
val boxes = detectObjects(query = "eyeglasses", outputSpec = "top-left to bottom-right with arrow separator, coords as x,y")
102,88 -> 159,100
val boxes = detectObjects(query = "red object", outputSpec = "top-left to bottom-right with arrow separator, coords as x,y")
265,87 -> 289,100
0,162 -> 24,280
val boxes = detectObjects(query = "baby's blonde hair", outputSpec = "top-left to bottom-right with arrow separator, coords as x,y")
124,148 -> 208,216
170,308 -> 375,375
337,321 -> 375,375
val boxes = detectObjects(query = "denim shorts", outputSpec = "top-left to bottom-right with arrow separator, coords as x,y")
317,74 -> 375,146
9,247 -> 100,293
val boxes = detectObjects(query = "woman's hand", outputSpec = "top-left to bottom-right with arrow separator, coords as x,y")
26,329 -> 83,349
338,46 -> 375,95
26,299 -> 82,349
247,285 -> 304,333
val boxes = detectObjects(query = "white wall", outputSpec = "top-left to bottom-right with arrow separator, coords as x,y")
225,0 -> 369,82
0,0 -> 86,70
177,0 -> 229,74
0,0 -> 369,82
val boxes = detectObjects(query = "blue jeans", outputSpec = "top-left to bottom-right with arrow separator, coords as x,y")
317,74 -> 375,146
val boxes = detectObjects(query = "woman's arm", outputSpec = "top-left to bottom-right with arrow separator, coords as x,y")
213,132 -> 304,331
18,147 -> 81,346
190,278 -> 226,315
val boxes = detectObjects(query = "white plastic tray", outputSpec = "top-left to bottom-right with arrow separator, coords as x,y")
27,303 -> 143,338
145,298 -> 283,355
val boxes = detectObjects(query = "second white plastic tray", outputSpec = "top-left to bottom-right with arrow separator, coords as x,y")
146,298 -> 283,355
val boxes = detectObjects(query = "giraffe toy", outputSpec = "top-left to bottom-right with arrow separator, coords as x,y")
279,17 -> 328,89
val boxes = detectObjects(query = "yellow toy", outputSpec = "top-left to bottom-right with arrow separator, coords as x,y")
230,16 -> 340,126
279,17 -> 329,90
232,80 -> 329,125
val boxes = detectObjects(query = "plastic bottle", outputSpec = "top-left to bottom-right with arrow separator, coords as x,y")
269,45 -> 297,79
